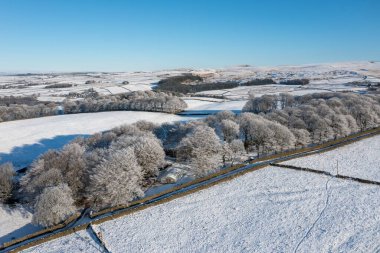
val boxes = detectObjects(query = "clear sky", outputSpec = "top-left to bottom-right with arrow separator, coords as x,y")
0,0 -> 379,72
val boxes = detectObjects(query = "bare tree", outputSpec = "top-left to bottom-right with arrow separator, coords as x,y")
0,163 -> 14,203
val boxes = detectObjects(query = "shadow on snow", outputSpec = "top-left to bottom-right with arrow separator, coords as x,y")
0,134 -> 90,170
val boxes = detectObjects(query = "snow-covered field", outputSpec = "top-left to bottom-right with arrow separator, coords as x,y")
195,84 -> 333,100
21,229 -> 103,253
194,83 -> 368,101
0,205 -> 40,244
0,111 -> 198,169
0,70 -> 185,98
1,61 -> 378,102
281,135 -> 380,182
22,134 -> 380,253
184,98 -> 246,112
23,165 -> 380,253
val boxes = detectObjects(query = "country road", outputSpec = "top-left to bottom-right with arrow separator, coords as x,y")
2,128 -> 380,253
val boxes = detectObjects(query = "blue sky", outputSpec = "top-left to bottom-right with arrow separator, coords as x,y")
0,0 -> 379,72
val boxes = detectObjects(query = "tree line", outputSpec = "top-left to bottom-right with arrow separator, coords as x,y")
155,74 -> 275,94
0,91 -> 187,122
243,92 -> 380,140
279,79 -> 309,85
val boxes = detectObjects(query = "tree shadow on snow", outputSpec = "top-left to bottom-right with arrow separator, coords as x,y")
0,222 -> 42,244
0,134 -> 90,170
0,205 -> 42,244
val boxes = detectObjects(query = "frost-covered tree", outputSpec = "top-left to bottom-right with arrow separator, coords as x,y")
133,120 -> 158,132
278,93 -> 295,109
215,110 -> 236,121
20,143 -> 86,204
221,139 -> 245,166
32,184 -> 76,228
305,113 -> 334,143
111,124 -> 146,137
87,148 -> 144,210
110,135 -> 165,177
291,128 -> 311,148
265,110 -> 290,127
177,125 -> 222,177
84,132 -> 117,150
267,121 -> 296,152
349,104 -> 378,131
20,159 -> 65,204
238,113 -> 256,149
243,95 -> 277,113
59,143 -> 86,198
239,113 -> 275,156
242,92 -> 380,137
0,163 -> 14,203
220,119 -> 239,142
327,113 -> 351,139
344,114 -> 359,133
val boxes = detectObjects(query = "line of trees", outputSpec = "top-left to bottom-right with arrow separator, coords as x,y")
0,91 -> 187,122
0,95 -> 40,106
155,74 -> 275,94
243,93 -> 380,142
63,90 -> 187,114
279,79 -> 310,85
44,83 -> 73,89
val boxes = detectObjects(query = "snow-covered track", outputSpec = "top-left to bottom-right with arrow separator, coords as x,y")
2,127 -> 380,253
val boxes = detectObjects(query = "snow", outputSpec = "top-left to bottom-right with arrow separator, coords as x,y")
24,165 -> 380,253
193,84 -> 362,101
184,98 -> 246,112
0,205 -> 40,244
183,99 -> 216,109
281,135 -> 380,182
122,84 -> 152,92
21,230 -> 103,253
1,61 -> 378,102
36,96 -> 66,103
0,111 -> 199,169
101,86 -> 130,95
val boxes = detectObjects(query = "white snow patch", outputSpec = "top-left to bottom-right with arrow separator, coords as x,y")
22,229 -> 103,253
0,205 -> 39,244
184,99 -> 246,111
281,135 -> 380,182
